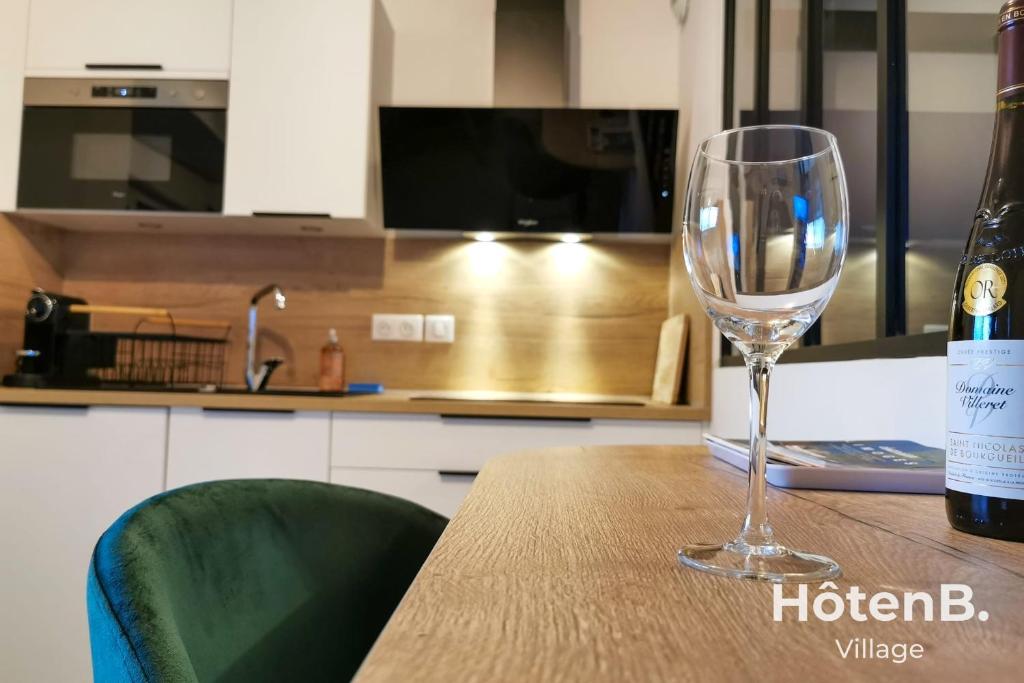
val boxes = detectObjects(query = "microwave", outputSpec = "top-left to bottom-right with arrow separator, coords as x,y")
17,78 -> 227,212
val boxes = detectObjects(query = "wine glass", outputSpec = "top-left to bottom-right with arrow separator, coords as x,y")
679,125 -> 849,582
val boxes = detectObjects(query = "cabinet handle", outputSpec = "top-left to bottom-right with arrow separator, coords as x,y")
440,414 -> 591,423
85,63 -> 163,71
0,402 -> 89,411
438,470 -> 479,479
201,407 -> 296,415
252,212 -> 331,218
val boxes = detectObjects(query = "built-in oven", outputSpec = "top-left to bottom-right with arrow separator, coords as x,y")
17,78 -> 227,212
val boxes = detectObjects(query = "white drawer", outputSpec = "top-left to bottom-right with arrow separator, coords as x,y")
330,413 -> 701,471
167,408 -> 330,488
330,466 -> 474,518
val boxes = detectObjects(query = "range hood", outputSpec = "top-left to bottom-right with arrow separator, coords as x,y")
494,0 -> 568,107
379,106 -> 678,235
378,1 -> 679,236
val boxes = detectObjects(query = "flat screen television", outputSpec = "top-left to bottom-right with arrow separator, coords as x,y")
379,107 -> 678,234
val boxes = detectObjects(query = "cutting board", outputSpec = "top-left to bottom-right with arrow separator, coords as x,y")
650,314 -> 689,405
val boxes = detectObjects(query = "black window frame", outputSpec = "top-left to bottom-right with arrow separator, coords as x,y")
719,0 -> 948,367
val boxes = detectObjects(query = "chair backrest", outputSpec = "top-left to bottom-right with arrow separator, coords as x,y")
87,479 -> 447,682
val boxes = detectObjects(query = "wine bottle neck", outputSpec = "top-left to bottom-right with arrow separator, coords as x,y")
980,9 -> 1024,211
980,98 -> 1024,211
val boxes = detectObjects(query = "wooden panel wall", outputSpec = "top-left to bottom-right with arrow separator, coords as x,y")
0,216 -> 63,368
54,232 -> 672,396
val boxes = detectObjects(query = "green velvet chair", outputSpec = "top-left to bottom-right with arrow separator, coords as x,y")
86,479 -> 447,682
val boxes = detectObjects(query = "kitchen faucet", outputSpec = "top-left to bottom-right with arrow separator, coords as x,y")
246,284 -> 287,391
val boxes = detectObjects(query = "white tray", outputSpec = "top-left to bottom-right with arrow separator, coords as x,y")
706,438 -> 944,494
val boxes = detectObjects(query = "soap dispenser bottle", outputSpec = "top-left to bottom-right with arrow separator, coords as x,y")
318,328 -> 345,392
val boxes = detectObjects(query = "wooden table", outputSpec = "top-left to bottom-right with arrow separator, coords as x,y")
355,446 -> 1024,682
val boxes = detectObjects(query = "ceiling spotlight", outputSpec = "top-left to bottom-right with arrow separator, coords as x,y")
560,233 -> 583,244
472,231 -> 497,242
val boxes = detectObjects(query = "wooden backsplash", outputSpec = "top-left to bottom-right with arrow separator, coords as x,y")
1,216 -> 677,396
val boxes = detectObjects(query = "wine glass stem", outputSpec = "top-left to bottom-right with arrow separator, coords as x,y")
739,355 -> 776,547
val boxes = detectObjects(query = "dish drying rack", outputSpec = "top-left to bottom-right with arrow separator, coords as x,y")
71,305 -> 231,389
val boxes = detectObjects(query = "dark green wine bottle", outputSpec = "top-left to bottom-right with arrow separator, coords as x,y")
946,1 -> 1024,542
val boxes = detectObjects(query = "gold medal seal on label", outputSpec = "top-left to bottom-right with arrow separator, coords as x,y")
963,263 -> 1008,316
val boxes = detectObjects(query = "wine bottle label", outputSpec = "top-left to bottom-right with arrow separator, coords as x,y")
961,263 -> 1008,316
1001,5 -> 1024,30
947,340 -> 1024,500
998,4 -> 1024,97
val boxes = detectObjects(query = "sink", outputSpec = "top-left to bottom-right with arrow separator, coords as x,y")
203,387 -> 348,397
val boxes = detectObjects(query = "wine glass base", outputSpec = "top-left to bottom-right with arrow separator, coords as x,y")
678,540 -> 841,583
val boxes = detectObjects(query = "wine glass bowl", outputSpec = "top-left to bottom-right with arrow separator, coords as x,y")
679,125 -> 849,582
683,126 -> 848,360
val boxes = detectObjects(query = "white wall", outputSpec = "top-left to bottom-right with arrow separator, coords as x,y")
711,356 -> 945,447
574,0 -> 682,108
378,0 -> 496,105
378,0 -> 685,109
677,0 -> 725,162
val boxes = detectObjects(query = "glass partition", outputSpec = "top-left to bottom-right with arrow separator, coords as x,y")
906,0 -> 1003,335
721,0 -> 1005,359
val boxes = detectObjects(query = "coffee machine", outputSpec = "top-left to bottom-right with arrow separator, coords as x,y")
2,290 -> 115,387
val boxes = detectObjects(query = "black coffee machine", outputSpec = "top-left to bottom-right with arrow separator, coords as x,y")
3,290 -> 115,388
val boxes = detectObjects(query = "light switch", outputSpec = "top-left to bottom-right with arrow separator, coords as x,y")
425,315 -> 455,343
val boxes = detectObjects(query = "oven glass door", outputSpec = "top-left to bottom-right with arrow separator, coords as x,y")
18,106 -> 225,212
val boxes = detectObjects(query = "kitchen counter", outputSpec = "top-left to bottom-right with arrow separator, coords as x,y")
355,446 -> 1024,682
0,387 -> 708,421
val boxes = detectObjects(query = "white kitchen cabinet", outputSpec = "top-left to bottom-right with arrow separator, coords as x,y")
331,413 -> 702,471
0,405 -> 167,683
25,0 -> 233,78
331,466 -> 475,518
329,413 -> 702,516
224,0 -> 376,220
165,407 -> 330,488
0,0 -> 29,211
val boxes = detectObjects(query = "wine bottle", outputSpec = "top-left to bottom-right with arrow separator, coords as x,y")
946,1 -> 1024,542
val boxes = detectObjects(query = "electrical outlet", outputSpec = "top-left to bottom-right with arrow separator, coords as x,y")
372,314 -> 424,342
424,314 -> 455,343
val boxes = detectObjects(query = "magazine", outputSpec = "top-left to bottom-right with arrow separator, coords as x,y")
704,434 -> 945,494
